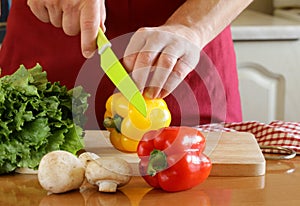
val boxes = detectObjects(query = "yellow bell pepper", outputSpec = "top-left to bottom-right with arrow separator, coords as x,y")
103,92 -> 171,152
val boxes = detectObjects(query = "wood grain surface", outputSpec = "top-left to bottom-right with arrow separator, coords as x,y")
84,130 -> 266,177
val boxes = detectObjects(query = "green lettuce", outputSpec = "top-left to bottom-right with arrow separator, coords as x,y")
0,64 -> 90,174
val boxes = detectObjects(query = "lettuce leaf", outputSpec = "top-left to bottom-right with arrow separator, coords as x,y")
0,64 -> 90,174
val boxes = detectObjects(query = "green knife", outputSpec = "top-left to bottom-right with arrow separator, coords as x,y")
97,29 -> 147,117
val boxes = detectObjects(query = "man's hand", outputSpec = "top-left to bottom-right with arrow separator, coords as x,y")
27,0 -> 106,58
123,25 -> 201,99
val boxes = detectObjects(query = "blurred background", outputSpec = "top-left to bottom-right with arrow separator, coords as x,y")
232,0 -> 300,123
0,0 -> 11,43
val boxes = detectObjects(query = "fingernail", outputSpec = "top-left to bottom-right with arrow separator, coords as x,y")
83,51 -> 94,59
144,88 -> 160,99
144,92 -> 152,99
144,89 -> 154,99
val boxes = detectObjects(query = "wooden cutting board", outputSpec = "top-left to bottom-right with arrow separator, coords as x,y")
84,130 -> 266,177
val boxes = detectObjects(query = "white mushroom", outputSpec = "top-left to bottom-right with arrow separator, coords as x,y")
38,150 -> 85,194
85,157 -> 132,193
78,152 -> 100,168
78,152 -> 101,192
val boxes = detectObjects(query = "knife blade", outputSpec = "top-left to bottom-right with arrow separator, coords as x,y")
97,29 -> 147,117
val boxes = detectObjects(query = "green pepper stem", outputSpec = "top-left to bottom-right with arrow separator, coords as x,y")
147,149 -> 168,176
103,115 -> 122,132
103,117 -> 115,128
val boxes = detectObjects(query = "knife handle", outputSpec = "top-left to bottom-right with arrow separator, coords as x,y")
97,29 -> 112,55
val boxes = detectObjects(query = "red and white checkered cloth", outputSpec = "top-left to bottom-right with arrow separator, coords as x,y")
197,121 -> 300,154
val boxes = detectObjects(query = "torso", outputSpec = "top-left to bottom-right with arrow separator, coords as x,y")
0,0 -> 242,129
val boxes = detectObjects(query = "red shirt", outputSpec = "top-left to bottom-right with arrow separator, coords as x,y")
0,0 -> 242,129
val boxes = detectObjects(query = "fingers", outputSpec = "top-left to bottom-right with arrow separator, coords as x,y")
124,29 -> 172,97
27,0 -> 51,23
62,6 -> 80,36
124,28 -> 200,99
153,45 -> 200,98
46,3 -> 63,28
143,51 -> 195,99
123,30 -> 152,92
27,0 -> 105,59
27,0 -> 78,31
144,52 -> 178,98
27,0 -> 64,27
158,59 -> 194,98
127,52 -> 156,93
123,30 -> 147,73
127,49 -> 163,94
99,2 -> 107,32
80,0 -> 101,58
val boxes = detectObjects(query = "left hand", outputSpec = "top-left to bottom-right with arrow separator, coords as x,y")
123,25 -> 201,99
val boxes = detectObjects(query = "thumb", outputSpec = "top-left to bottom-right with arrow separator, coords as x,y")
80,2 -> 101,58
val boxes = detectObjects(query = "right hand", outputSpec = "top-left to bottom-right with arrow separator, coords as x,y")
27,0 -> 106,58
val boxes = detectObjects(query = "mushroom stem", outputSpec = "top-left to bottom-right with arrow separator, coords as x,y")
85,157 -> 132,193
97,180 -> 118,192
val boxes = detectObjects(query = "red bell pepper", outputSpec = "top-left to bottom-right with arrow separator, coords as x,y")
137,126 -> 212,192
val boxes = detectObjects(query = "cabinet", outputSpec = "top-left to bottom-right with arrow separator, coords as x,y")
232,10 -> 300,123
237,62 -> 285,122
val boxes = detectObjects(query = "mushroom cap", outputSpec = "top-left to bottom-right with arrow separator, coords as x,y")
38,150 -> 85,193
95,157 -> 132,176
85,157 -> 132,190
78,152 -> 100,168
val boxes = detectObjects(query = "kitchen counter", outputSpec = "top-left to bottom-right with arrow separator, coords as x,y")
231,10 -> 300,40
1,155 -> 300,205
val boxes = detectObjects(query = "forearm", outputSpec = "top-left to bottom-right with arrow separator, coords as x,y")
165,0 -> 253,48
